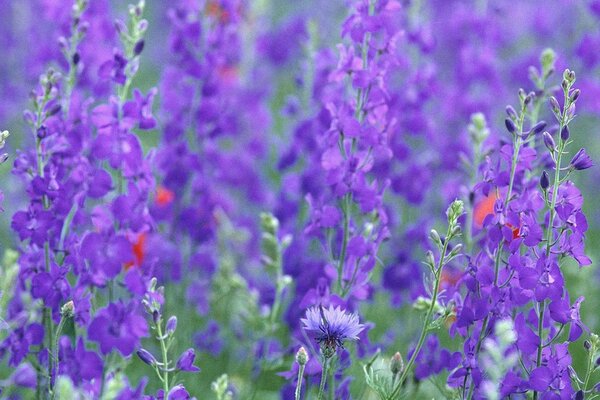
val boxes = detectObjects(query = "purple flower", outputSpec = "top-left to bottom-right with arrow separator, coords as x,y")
88,301 -> 148,356
176,348 -> 200,372
569,148 -> 594,170
302,305 -> 364,354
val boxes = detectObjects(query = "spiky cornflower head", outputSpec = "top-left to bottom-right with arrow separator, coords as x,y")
302,305 -> 364,358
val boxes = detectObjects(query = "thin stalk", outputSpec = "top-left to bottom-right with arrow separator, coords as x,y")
294,363 -> 306,400
317,357 -> 330,400
156,320 -> 170,395
50,315 -> 68,400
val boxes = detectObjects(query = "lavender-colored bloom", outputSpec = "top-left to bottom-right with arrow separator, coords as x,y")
88,302 -> 148,356
570,148 -> 594,170
176,348 -> 200,372
302,305 -> 364,353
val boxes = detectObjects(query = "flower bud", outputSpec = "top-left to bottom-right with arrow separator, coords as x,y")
504,118 -> 517,134
570,89 -> 580,102
390,352 -> 404,375
137,348 -> 157,366
584,340 -> 591,351
296,346 -> 309,366
47,104 -> 62,117
505,105 -> 517,120
542,131 -> 555,152
166,316 -> 177,335
539,171 -> 549,190
530,121 -> 546,134
549,96 -> 560,115
133,40 -> 145,56
560,125 -> 570,141
72,52 -> 81,65
61,300 -> 75,317
37,125 -> 48,139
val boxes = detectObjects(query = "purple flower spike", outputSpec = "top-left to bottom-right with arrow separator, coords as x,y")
176,348 -> 200,372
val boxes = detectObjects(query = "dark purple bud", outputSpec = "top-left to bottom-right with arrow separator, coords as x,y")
524,91 -> 535,105
133,40 -> 145,56
505,118 -> 517,134
72,52 -> 80,65
152,310 -> 159,324
570,89 -> 580,102
78,21 -> 89,35
549,96 -> 560,114
137,348 -> 157,366
543,132 -> 555,153
0,153 -> 9,164
570,148 -> 594,170
575,390 -> 583,400
47,104 -> 62,117
561,125 -> 570,141
540,171 -> 549,190
36,125 -> 48,139
596,357 -> 600,366
505,105 -> 518,120
531,121 -> 546,134
584,340 -> 592,351
166,316 -> 177,335
176,348 -> 200,372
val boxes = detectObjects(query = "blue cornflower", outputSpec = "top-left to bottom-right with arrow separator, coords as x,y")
302,305 -> 364,357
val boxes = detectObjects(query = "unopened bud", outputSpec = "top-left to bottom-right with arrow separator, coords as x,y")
570,89 -> 580,102
296,346 -> 309,366
166,316 -> 177,335
530,121 -> 546,134
504,118 -> 517,134
561,125 -> 570,141
505,105 -> 517,120
390,352 -> 404,375
61,300 -> 75,317
543,131 -> 555,152
549,96 -> 560,114
137,348 -> 157,366
540,171 -> 549,190
47,104 -> 62,117
133,40 -> 145,56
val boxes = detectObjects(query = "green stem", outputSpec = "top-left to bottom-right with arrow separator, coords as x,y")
294,364 -> 306,400
50,316 -> 68,400
156,320 -> 170,395
317,358 -> 330,400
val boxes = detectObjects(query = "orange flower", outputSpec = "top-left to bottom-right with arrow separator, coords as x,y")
155,185 -> 174,207
473,193 -> 496,228
473,192 -> 520,238
124,232 -> 147,270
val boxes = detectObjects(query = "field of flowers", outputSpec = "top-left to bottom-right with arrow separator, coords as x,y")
1,0 -> 600,399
